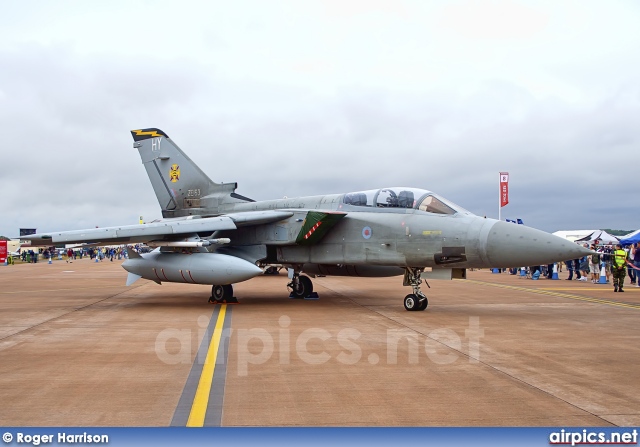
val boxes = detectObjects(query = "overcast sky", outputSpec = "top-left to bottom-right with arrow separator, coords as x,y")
1,0 -> 638,237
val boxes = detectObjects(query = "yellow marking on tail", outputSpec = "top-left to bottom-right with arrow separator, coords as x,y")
132,129 -> 163,138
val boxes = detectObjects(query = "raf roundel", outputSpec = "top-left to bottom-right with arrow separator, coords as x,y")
362,226 -> 372,239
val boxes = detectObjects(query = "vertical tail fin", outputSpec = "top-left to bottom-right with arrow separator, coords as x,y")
131,128 -> 249,218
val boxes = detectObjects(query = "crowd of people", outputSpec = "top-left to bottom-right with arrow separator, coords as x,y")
8,244 -> 150,264
17,249 -> 42,263
509,241 -> 640,293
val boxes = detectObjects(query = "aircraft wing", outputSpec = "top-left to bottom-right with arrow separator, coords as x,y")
23,210 -> 294,246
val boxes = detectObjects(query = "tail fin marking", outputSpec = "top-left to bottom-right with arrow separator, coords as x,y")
131,128 -> 241,218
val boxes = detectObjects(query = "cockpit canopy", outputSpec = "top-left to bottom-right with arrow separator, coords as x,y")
342,187 -> 468,215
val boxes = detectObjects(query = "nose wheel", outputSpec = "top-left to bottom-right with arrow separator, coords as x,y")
404,293 -> 428,311
403,268 -> 429,311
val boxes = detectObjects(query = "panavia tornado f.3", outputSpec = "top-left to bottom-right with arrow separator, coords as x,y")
25,128 -> 592,311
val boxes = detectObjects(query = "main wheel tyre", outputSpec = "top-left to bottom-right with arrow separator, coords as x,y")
222,284 -> 234,300
292,275 -> 313,298
418,296 -> 429,311
211,284 -> 234,302
404,294 -> 420,311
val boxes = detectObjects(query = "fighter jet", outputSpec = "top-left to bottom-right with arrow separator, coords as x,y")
25,128 -> 592,311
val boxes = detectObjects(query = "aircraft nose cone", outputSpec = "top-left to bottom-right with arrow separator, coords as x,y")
485,221 -> 593,268
122,259 -> 136,273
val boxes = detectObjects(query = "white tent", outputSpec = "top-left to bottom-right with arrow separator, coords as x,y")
552,230 -> 598,242
574,230 -> 619,245
621,229 -> 640,239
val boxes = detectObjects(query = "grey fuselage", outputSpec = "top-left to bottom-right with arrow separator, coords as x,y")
205,193 -> 586,271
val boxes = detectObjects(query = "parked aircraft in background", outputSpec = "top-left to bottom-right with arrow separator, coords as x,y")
7,240 -> 22,257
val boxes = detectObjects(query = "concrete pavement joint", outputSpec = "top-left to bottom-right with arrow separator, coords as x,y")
316,279 -> 616,427
0,283 -> 148,343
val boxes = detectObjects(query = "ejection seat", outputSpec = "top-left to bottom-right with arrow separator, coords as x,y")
397,190 -> 415,208
344,193 -> 368,206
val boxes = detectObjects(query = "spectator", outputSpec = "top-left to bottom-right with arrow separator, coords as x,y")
565,259 -> 574,280
545,263 -> 554,279
572,258 -> 582,281
601,245 -> 612,283
627,244 -> 637,286
578,253 -> 589,281
612,244 -> 627,292
633,243 -> 640,288
589,245 -> 600,283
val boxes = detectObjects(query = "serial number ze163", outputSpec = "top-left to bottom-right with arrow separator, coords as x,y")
187,189 -> 201,197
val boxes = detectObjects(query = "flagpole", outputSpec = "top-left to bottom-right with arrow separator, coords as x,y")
498,172 -> 501,221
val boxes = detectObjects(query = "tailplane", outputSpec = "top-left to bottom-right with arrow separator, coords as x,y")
131,128 -> 253,218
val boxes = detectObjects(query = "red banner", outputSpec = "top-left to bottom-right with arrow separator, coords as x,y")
499,172 -> 509,207
0,241 -> 6,264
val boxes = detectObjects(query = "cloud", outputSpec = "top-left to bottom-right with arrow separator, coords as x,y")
439,0 -> 550,39
320,0 -> 410,18
1,1 -> 639,238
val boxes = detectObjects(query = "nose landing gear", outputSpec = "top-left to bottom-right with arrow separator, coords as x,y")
403,267 -> 428,311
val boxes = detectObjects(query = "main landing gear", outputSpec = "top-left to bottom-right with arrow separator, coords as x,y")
403,267 -> 428,311
287,270 -> 314,299
209,284 -> 238,304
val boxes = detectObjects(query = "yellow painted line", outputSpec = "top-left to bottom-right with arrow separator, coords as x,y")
466,280 -> 640,310
187,304 -> 227,427
539,288 -> 640,291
